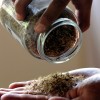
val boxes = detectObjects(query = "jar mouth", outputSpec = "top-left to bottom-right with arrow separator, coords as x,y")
37,18 -> 82,64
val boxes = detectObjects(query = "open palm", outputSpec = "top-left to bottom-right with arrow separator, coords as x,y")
0,68 -> 100,100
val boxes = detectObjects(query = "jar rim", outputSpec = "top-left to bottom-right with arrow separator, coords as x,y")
37,18 -> 82,64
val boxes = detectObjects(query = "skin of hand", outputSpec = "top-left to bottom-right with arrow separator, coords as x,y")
0,68 -> 100,100
12,0 -> 93,33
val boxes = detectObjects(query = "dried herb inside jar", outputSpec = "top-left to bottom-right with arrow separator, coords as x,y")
25,8 -> 78,57
44,25 -> 77,57
25,72 -> 84,97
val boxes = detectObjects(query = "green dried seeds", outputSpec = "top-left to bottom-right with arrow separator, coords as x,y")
25,72 -> 84,97
44,25 -> 77,57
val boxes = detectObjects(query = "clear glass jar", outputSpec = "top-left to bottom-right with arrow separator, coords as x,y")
0,0 -> 82,64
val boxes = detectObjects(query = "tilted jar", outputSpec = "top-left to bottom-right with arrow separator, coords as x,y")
0,0 -> 82,63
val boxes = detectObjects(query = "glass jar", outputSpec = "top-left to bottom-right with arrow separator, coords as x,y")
0,0 -> 82,64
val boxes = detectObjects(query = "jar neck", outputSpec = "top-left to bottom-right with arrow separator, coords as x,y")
37,18 -> 82,64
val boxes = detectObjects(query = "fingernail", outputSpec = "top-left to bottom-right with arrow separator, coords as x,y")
34,23 -> 46,33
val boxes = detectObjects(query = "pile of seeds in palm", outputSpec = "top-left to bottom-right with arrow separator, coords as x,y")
25,72 -> 84,97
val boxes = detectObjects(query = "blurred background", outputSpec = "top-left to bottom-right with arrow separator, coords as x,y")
0,0 -> 100,88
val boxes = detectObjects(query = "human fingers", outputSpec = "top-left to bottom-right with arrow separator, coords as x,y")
0,87 -> 26,98
13,0 -> 70,33
0,88 -> 22,98
13,0 -> 32,20
0,87 -> 25,92
1,93 -> 48,100
71,0 -> 93,32
9,81 -> 31,89
34,0 -> 70,33
0,88 -> 15,92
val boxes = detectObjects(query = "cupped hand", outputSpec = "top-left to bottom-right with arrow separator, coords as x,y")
0,68 -> 100,100
12,0 -> 93,33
